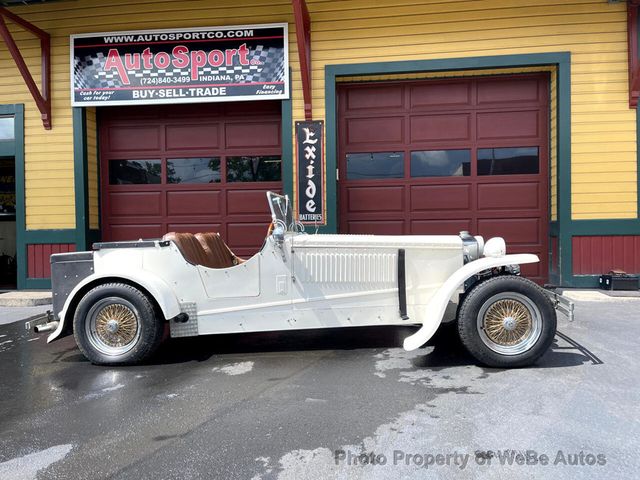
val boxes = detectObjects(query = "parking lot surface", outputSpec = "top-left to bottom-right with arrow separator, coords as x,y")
0,296 -> 638,479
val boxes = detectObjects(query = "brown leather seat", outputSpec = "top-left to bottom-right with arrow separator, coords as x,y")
162,232 -> 218,269
195,232 -> 244,268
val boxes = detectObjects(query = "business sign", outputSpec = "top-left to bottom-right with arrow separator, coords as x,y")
296,121 -> 324,225
71,23 -> 289,107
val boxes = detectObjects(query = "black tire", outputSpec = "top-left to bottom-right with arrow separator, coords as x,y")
73,283 -> 164,365
457,276 -> 556,368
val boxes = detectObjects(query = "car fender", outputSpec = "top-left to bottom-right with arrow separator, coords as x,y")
403,253 -> 539,351
47,270 -> 182,343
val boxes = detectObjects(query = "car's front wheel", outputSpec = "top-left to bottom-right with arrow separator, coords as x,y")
73,283 -> 164,365
457,275 -> 556,368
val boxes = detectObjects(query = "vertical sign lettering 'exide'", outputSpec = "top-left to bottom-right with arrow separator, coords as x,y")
296,121 -> 324,224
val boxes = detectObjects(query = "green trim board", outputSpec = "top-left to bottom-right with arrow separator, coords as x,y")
23,278 -> 53,290
0,104 -> 26,289
325,52 -> 573,279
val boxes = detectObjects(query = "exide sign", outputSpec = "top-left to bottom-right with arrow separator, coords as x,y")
71,24 -> 289,107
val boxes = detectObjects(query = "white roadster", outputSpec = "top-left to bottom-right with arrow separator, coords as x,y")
31,192 -> 572,367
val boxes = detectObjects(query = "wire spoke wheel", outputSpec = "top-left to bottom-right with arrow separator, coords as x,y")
477,292 -> 542,356
86,297 -> 141,356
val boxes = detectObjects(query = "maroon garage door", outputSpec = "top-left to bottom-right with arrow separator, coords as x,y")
100,101 -> 282,257
338,74 -> 549,283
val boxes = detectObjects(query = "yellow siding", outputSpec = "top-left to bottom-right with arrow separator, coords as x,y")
302,0 -> 637,220
1,0 -> 636,229
1,0 -> 299,230
86,108 -> 99,229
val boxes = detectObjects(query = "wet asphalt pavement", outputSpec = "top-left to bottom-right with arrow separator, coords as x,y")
0,297 -> 639,480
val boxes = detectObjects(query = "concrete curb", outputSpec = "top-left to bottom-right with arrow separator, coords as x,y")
0,291 -> 52,307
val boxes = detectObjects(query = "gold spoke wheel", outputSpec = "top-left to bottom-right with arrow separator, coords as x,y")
95,304 -> 138,348
86,298 -> 141,356
477,292 -> 542,356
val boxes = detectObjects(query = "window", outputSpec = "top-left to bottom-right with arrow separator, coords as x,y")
411,149 -> 471,177
226,156 -> 282,182
346,152 -> 404,180
0,117 -> 14,141
167,157 -> 220,184
478,147 -> 539,175
109,159 -> 161,184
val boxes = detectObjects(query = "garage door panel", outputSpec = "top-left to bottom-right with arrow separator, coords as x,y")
477,111 -> 539,140
101,102 -> 282,256
477,182 -> 539,210
410,82 -> 471,108
109,191 -> 162,217
109,224 -> 164,241
338,75 -> 548,283
410,114 -> 470,142
411,219 -> 472,235
108,126 -> 161,152
410,184 -> 471,211
225,122 -> 280,148
348,186 -> 403,212
227,223 -> 268,248
346,117 -> 404,145
227,189 -> 280,215
346,85 -> 404,111
166,124 -> 220,150
478,218 -> 540,245
348,221 -> 404,235
167,190 -> 221,216
477,78 -> 540,104
167,223 -> 223,234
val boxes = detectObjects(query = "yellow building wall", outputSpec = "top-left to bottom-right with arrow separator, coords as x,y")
302,0 -> 637,220
0,0 -> 636,230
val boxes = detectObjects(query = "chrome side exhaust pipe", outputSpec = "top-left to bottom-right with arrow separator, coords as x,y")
34,321 -> 59,333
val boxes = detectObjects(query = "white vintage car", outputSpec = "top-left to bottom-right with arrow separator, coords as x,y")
31,192 -> 572,367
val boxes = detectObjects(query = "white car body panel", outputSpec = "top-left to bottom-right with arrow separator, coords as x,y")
50,223 -> 540,350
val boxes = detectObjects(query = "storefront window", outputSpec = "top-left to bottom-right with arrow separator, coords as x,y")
226,156 -> 281,182
109,159 -> 161,184
0,117 -> 14,141
411,149 -> 471,177
478,147 -> 539,175
346,152 -> 404,180
167,157 -> 221,184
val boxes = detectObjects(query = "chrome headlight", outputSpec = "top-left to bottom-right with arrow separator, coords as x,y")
460,231 -> 484,263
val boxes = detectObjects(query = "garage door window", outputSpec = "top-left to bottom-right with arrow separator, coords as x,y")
346,152 -> 404,180
411,149 -> 471,177
226,155 -> 282,182
109,159 -> 161,184
478,147 -> 539,176
167,157 -> 220,184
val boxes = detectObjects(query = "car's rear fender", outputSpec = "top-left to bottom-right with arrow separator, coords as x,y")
47,271 -> 182,343
403,253 -> 539,351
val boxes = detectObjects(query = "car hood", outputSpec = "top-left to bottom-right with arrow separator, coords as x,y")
290,234 -> 463,250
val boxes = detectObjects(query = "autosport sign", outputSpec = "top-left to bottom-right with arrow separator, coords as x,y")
296,121 -> 325,225
71,24 -> 289,106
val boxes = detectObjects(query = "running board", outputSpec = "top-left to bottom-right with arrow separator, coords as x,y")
545,290 -> 575,322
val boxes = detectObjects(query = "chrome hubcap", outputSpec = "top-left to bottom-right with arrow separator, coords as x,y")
86,299 -> 141,356
477,292 -> 542,356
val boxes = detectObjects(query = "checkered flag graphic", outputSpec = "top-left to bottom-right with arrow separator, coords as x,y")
74,52 -> 126,89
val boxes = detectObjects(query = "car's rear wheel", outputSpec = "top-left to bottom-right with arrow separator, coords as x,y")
457,276 -> 556,368
73,283 -> 164,365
